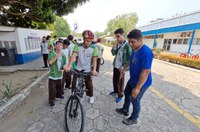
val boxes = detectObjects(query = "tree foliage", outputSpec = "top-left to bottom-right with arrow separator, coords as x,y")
0,0 -> 89,28
94,31 -> 106,37
105,12 -> 138,36
54,16 -> 70,37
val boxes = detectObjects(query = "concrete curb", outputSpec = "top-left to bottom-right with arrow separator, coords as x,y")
0,71 -> 49,119
0,68 -> 48,73
154,59 -> 200,73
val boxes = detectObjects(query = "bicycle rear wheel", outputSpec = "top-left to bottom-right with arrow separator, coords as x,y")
65,95 -> 84,132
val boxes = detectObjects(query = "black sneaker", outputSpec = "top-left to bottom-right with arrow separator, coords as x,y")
122,117 -> 138,125
109,91 -> 117,95
49,102 -> 55,106
65,86 -> 71,89
56,95 -> 64,99
115,108 -> 129,116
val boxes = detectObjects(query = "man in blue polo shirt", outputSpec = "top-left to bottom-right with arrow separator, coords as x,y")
116,29 -> 153,125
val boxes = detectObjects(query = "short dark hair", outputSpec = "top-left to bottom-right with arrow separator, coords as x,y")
54,35 -> 57,38
58,38 -> 63,41
67,35 -> 74,41
63,39 -> 70,45
46,35 -> 51,40
97,38 -> 101,43
127,29 -> 143,40
114,28 -> 124,34
56,40 -> 63,45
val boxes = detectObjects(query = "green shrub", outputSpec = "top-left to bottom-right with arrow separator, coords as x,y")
152,48 -> 164,52
154,53 -> 200,69
1,80 -> 13,98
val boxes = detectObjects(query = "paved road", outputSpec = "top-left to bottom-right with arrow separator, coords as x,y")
0,46 -> 199,132
152,59 -> 200,120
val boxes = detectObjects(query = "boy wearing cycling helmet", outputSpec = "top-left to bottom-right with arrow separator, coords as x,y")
64,30 -> 98,104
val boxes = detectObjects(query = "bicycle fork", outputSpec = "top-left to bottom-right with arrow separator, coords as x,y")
69,97 -> 79,118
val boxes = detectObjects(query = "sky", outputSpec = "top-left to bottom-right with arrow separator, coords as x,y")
63,0 -> 200,33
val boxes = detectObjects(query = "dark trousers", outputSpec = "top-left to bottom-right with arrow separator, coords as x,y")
43,54 -> 48,67
113,68 -> 125,98
123,80 -> 148,120
62,71 -> 72,92
48,79 -> 62,103
96,58 -> 101,73
72,70 -> 93,97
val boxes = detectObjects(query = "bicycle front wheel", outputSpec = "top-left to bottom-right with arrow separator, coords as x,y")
65,95 -> 84,132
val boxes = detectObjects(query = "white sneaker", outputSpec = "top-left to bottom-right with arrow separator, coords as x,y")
89,96 -> 94,104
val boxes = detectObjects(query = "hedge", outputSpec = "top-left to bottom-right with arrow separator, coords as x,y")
153,52 -> 200,69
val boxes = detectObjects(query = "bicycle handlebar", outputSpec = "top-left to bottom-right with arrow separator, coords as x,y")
70,70 -> 91,77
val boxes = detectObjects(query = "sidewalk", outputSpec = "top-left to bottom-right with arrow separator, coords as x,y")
0,57 -> 46,72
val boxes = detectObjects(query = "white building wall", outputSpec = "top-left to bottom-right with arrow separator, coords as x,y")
180,13 -> 200,25
191,30 -> 200,53
16,28 -> 51,54
163,32 -> 181,39
194,30 -> 200,38
191,45 -> 200,54
0,27 -> 51,54
170,45 -> 189,53
139,10 -> 200,32
0,31 -> 21,53
156,39 -> 164,49
0,32 -> 15,41
143,39 -> 154,48
159,19 -> 179,28
140,10 -> 200,53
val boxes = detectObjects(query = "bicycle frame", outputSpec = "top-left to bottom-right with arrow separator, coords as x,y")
68,71 -> 88,117
71,70 -> 91,97
65,70 -> 91,132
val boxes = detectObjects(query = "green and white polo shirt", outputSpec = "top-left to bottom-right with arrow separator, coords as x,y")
73,43 -> 98,72
48,50 -> 66,80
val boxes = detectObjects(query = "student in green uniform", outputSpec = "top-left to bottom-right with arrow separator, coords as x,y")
64,30 -> 98,104
61,39 -> 70,94
110,28 -> 132,103
96,38 -> 104,73
48,41 -> 66,106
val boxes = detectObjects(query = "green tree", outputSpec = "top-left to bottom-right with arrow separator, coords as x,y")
0,0 -> 89,29
94,31 -> 106,37
54,16 -> 71,37
105,12 -> 138,36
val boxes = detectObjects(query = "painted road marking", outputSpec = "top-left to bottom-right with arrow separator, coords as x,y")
150,87 -> 200,128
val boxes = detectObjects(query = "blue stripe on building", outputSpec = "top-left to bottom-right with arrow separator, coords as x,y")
15,51 -> 42,64
142,22 -> 200,36
188,30 -> 195,54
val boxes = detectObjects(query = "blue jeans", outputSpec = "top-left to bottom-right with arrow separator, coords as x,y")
123,79 -> 148,120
